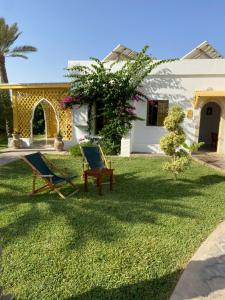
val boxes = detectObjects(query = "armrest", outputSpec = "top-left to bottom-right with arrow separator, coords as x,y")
82,161 -> 89,171
106,160 -> 112,169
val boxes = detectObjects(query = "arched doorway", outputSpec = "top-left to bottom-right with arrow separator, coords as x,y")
31,99 -> 58,148
198,102 -> 221,151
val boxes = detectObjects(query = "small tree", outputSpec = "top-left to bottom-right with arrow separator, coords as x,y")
160,106 -> 202,179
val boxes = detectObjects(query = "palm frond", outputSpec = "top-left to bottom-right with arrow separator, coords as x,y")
0,18 -> 20,53
8,53 -> 28,59
10,45 -> 37,53
5,31 -> 21,49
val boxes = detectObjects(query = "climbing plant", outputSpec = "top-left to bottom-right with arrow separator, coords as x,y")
61,46 -> 170,154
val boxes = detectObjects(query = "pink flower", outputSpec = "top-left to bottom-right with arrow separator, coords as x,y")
131,94 -> 142,102
63,96 -> 74,103
78,137 -> 85,142
73,96 -> 81,103
119,106 -> 136,116
124,107 -> 136,113
60,95 -> 83,110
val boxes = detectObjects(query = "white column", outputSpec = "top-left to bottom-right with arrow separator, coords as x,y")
120,131 -> 132,157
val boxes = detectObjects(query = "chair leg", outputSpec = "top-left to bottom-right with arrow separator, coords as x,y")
68,180 -> 79,194
53,187 -> 66,199
84,172 -> 88,192
110,174 -> 113,191
98,175 -> 102,195
30,175 -> 36,196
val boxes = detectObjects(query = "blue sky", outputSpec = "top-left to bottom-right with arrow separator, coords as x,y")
2,0 -> 225,83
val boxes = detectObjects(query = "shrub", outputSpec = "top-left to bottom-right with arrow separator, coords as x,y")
160,106 -> 202,179
69,141 -> 94,157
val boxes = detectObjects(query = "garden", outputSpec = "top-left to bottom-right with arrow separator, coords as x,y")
1,155 -> 225,299
0,19 -> 223,300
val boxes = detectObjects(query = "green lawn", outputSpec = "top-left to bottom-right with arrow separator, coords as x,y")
1,156 -> 225,300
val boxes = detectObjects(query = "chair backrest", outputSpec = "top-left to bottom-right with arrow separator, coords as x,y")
23,152 -> 54,176
81,146 -> 105,170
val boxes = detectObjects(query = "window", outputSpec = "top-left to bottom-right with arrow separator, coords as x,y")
146,100 -> 169,126
93,101 -> 104,134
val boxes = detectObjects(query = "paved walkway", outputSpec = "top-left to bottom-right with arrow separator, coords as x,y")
0,148 -> 68,166
193,152 -> 225,172
171,151 -> 225,300
170,221 -> 225,300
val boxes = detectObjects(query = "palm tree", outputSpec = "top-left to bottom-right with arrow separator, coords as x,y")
0,17 -> 37,83
0,17 -> 37,133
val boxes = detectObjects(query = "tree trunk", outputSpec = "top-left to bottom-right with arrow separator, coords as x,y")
0,55 -> 8,83
0,55 -> 12,135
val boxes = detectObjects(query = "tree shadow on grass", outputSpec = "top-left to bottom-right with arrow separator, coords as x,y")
1,161 -> 225,249
65,269 -> 182,300
1,160 -> 225,299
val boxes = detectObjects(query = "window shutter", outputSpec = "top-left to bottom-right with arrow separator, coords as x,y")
157,100 -> 169,126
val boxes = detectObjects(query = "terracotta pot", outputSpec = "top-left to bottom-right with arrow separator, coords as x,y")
11,134 -> 21,149
12,133 -> 20,140
54,137 -> 64,151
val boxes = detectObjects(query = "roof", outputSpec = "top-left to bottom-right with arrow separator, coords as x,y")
181,41 -> 223,59
0,82 -> 70,89
103,44 -> 139,62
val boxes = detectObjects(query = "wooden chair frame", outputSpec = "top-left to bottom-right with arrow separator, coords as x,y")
21,152 -> 79,199
79,144 -> 114,195
79,144 -> 111,174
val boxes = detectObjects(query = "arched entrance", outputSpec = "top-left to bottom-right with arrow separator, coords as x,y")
198,102 -> 221,151
31,99 -> 58,147
0,83 -> 73,148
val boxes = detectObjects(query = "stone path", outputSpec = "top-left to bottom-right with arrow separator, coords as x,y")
193,152 -> 225,172
170,221 -> 225,300
170,151 -> 225,299
0,149 -> 68,166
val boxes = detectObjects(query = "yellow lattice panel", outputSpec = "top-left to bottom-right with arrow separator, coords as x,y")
12,86 -> 72,140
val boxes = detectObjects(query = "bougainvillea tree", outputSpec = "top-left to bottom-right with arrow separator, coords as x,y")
61,46 -> 169,154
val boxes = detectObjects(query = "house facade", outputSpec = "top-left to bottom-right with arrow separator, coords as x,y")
2,41 -> 225,155
70,41 -> 225,156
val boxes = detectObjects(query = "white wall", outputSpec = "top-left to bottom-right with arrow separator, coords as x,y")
130,59 -> 225,154
72,104 -> 89,144
68,59 -> 225,154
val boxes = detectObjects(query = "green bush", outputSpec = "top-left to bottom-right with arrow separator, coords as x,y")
69,142 -> 94,157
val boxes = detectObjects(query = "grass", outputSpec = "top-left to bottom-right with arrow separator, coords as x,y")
1,155 -> 225,299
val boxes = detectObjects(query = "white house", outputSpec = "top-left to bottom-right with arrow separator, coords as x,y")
69,41 -> 225,156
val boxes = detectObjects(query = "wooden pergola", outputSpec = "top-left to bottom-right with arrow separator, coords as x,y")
0,83 -> 73,141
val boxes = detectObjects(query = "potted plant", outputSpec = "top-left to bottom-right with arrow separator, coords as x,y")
12,130 -> 20,140
11,130 -> 21,149
54,130 -> 64,151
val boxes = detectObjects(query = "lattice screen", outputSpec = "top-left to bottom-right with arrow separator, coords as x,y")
42,101 -> 57,138
13,88 -> 72,140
